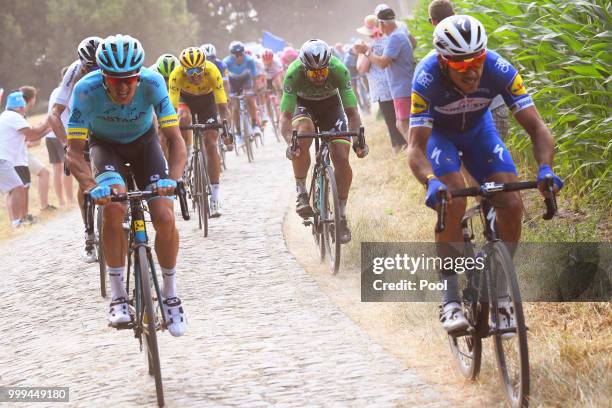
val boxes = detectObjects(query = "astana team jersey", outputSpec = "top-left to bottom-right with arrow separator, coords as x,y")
67,67 -> 178,143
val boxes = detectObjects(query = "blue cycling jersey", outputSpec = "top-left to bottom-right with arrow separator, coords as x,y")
410,49 -> 534,132
223,54 -> 257,78
210,57 -> 229,79
67,68 -> 178,144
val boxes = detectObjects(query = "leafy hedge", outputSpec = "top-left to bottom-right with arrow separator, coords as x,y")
408,0 -> 611,205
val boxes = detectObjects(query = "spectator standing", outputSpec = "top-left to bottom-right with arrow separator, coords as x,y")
356,14 -> 406,153
354,4 -> 416,143
20,86 -> 53,213
0,91 -> 48,227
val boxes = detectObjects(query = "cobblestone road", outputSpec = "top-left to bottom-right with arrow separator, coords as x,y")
0,135 -> 447,407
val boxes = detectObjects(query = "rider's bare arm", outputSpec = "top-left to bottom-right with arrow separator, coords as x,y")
407,126 -> 436,185
344,106 -> 362,132
280,111 -> 293,144
513,105 -> 555,167
49,103 -> 68,144
161,124 -> 187,180
217,103 -> 230,122
66,138 -> 97,191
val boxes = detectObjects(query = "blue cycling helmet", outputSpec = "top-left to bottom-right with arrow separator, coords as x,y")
96,34 -> 145,74
229,41 -> 245,55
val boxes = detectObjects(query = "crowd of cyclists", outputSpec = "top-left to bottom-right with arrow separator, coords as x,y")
0,0 -> 565,340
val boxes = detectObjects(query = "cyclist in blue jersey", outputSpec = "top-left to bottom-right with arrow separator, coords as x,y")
407,16 -> 563,333
223,41 -> 262,144
201,43 -> 229,92
66,34 -> 188,336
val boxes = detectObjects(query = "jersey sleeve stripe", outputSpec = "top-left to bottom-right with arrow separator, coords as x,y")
67,128 -> 89,140
158,114 -> 179,128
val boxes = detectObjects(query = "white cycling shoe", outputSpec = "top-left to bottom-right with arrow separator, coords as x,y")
252,125 -> 262,137
162,297 -> 187,337
440,302 -> 469,334
108,297 -> 131,326
496,299 -> 516,339
210,200 -> 222,218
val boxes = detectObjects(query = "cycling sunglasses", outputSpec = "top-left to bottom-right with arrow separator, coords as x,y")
306,67 -> 329,79
186,66 -> 203,76
442,50 -> 487,72
103,72 -> 140,86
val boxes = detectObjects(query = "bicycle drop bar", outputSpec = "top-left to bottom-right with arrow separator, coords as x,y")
84,181 -> 191,232
291,126 -> 366,150
435,176 -> 557,233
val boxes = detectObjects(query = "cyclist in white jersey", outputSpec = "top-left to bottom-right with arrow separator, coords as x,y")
48,36 -> 102,263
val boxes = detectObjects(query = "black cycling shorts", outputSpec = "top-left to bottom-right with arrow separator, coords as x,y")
89,125 -> 169,190
14,165 -> 31,186
179,91 -> 219,125
228,75 -> 253,96
292,94 -> 349,142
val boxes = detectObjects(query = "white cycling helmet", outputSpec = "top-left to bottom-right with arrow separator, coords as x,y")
433,15 -> 487,57
299,39 -> 332,70
78,36 -> 102,67
201,43 -> 216,58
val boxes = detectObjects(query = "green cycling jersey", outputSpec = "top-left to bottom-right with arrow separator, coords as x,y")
280,56 -> 357,113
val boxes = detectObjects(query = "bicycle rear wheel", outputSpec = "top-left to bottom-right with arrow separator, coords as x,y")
489,241 -> 530,408
96,205 -> 107,298
137,246 -> 164,407
321,166 -> 341,274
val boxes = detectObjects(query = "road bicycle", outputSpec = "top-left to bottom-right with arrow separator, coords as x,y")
84,178 -> 189,408
436,176 -> 557,407
291,126 -> 366,274
263,88 -> 282,143
181,116 -> 229,237
231,93 -> 256,162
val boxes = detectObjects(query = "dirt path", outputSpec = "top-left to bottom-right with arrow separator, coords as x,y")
1,133 -> 452,407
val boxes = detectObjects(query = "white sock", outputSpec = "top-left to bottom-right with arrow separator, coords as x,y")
108,266 -> 128,300
296,178 -> 307,195
211,184 -> 220,202
161,266 -> 177,299
339,199 -> 347,218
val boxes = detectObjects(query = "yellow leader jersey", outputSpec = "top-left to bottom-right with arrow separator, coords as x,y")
168,61 -> 227,108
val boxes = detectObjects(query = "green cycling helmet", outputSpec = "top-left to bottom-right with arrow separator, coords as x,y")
156,53 -> 179,78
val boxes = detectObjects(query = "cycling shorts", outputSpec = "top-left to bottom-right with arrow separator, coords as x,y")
89,125 -> 169,190
179,91 -> 218,125
426,110 -> 517,183
228,75 -> 253,96
292,94 -> 350,144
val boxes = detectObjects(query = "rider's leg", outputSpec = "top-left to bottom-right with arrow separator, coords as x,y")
102,184 -> 129,301
293,117 -> 314,215
178,107 -> 193,159
246,95 -> 260,127
329,141 -> 352,217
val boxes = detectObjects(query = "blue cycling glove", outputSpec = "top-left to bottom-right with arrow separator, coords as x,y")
89,185 -> 111,201
537,164 -> 563,190
425,178 -> 447,209
156,179 -> 177,190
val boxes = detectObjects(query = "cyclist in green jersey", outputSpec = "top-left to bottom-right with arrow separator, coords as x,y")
281,39 -> 367,244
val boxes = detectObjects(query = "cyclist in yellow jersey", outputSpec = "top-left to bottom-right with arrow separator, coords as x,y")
169,47 -> 231,217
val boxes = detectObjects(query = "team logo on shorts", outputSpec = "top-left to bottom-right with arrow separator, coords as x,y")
411,92 -> 429,114
509,73 -> 527,96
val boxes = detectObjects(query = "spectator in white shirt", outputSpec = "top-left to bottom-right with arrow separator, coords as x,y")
0,91 -> 49,227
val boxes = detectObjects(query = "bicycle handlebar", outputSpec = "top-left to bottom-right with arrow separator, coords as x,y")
435,176 -> 557,233
180,119 -> 229,137
84,181 -> 191,234
291,126 -> 366,151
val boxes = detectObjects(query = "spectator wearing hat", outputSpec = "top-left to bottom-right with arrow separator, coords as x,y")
0,91 -> 49,227
356,14 -> 406,153
354,4 -> 416,144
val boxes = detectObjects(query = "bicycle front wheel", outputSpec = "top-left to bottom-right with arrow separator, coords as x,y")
96,205 -> 107,298
137,246 -> 164,407
241,113 -> 254,163
197,150 -> 209,237
321,166 -> 341,274
490,241 -> 530,408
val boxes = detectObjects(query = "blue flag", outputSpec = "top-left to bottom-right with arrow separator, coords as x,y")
262,31 -> 286,53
